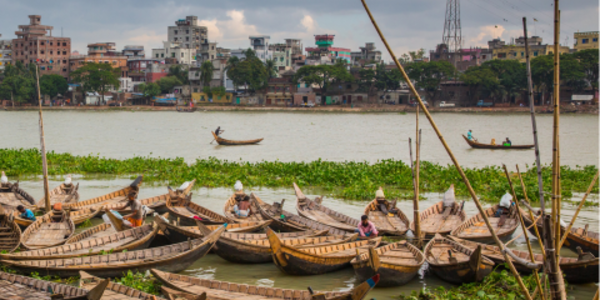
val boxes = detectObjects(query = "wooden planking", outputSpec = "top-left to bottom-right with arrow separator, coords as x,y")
295,183 -> 359,232
36,183 -> 80,209
80,271 -> 164,300
0,271 -> 89,299
21,210 -> 75,250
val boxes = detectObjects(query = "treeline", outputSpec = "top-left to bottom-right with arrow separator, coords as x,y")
0,61 -> 68,104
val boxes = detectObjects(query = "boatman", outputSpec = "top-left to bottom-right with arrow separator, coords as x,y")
503,137 -> 512,146
113,190 -> 143,227
356,215 -> 378,238
234,195 -> 252,217
16,205 -> 36,222
215,126 -> 225,137
467,130 -> 474,141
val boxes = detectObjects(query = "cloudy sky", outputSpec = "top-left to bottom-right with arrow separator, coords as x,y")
0,0 -> 597,60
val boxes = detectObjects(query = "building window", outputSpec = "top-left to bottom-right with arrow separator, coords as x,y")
50,51 -> 53,54
63,51 -> 67,55
41,42 -> 45,46
63,42 -> 67,46
41,50 -> 44,54
174,30 -> 178,34
63,60 -> 67,64
161,53 -> 164,58
186,37 -> 189,41
186,30 -> 189,34
582,38 -> 589,44
521,52 -> 524,57
156,54 -> 159,58
533,51 -> 538,56
181,53 -> 184,57
497,53 -> 506,58
50,42 -> 53,46
594,38 -> 598,42
172,53 -> 175,58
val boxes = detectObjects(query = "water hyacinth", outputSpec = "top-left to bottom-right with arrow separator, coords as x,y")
0,148 -> 597,203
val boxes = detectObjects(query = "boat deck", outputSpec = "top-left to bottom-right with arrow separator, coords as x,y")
26,223 -> 71,248
456,217 -> 517,238
300,210 -> 355,231
370,211 -> 408,233
421,215 -> 463,233
380,247 -> 421,266
429,243 -> 469,264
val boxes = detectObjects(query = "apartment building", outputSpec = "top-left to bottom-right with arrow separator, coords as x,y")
168,16 -> 216,63
0,38 -> 11,71
305,34 -> 351,64
574,31 -> 599,51
122,45 -> 145,58
69,42 -> 128,73
351,42 -> 382,66
249,35 -> 271,62
152,41 -> 196,65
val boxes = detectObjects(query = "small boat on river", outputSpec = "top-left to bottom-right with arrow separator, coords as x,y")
79,271 -> 166,300
0,206 -> 21,253
424,234 -> 495,284
268,228 -> 381,275
451,204 -> 519,243
166,194 -> 233,226
363,188 -> 410,236
0,173 -> 36,211
0,270 -> 108,300
15,206 -> 102,228
21,208 -> 75,250
66,175 -> 143,210
36,176 -> 80,210
176,106 -> 197,113
2,224 -> 226,278
294,183 -> 358,232
410,185 -> 466,237
351,240 -> 425,287
212,131 -> 263,146
462,135 -> 534,149
152,268 -> 379,300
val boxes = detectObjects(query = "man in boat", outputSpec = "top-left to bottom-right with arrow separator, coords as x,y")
375,188 -> 397,215
503,137 -> 512,146
16,205 -> 35,222
495,192 -> 514,217
467,130 -> 475,141
215,126 -> 225,137
111,191 -> 143,227
356,215 -> 378,237
234,195 -> 252,217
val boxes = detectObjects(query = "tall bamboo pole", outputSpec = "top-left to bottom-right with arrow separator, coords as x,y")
36,66 -> 51,212
551,0 -> 562,262
559,171 -> 599,248
516,164 -> 546,257
503,165 -> 545,300
414,105 -> 422,247
359,1 -> 532,299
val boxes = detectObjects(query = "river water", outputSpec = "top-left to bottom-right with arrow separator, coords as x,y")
13,177 -> 600,299
0,110 -> 598,168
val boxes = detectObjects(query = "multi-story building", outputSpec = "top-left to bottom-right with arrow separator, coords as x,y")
351,42 -> 382,66
491,36 -> 569,62
269,43 -> 292,73
127,59 -> 161,90
429,43 -> 493,71
69,42 -> 129,73
122,45 -> 145,59
0,37 -> 11,71
305,34 -> 351,64
168,16 -> 216,63
249,36 -> 271,62
573,31 -> 599,51
12,15 -> 71,78
152,41 -> 196,65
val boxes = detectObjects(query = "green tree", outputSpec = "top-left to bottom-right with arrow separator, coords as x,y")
138,82 -> 161,101
199,60 -> 214,87
70,62 -> 120,104
168,65 -> 189,85
573,49 -> 599,94
405,60 -> 456,103
225,56 -> 243,90
265,59 -> 277,79
531,53 -> 585,104
480,60 -> 526,103
156,76 -> 182,94
461,66 -> 500,105
39,74 -> 68,99
294,61 -> 354,96
0,62 -> 36,105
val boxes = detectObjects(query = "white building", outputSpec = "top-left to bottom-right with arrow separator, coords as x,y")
0,38 -> 11,71
152,41 -> 196,65
168,16 -> 216,64
249,36 -> 271,62
118,77 -> 133,92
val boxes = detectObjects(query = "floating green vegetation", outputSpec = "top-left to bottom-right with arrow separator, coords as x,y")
30,272 -> 79,284
115,270 -> 162,295
398,269 -> 561,300
0,148 -> 597,202
78,219 -> 93,228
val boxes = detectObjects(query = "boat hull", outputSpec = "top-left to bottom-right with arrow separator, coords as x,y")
462,135 -> 533,149
353,264 -> 419,287
429,262 -> 493,285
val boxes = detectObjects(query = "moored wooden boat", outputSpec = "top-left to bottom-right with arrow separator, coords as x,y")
450,204 -> 518,243
66,175 -> 143,210
17,206 -> 103,228
268,228 -> 381,275
79,271 -> 165,300
410,185 -> 466,237
0,270 -> 108,300
351,240 -> 425,287
152,268 -> 379,300
363,196 -> 410,236
462,135 -> 534,149
424,234 -> 494,284
2,224 -> 225,278
36,182 -> 80,210
161,286 -> 205,300
212,131 -> 263,146
294,183 -> 358,232
223,192 -> 268,223
447,235 -> 599,284
104,180 -> 197,215
66,222 -> 114,244
3,222 -> 158,260
0,206 -> 21,253
166,194 -> 233,226
21,208 -> 75,250
0,181 -> 36,210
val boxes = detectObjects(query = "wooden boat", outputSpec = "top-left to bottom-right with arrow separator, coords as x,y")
15,206 -> 103,228
152,268 -> 379,300
66,175 -> 143,210
223,192 -> 268,223
166,194 -> 233,226
0,181 -> 36,210
80,271 -> 165,300
3,222 -> 158,260
66,222 -> 114,244
157,213 -> 271,240
104,180 -> 196,215
176,106 -> 197,113
268,228 -> 382,275
212,131 -> 263,146
0,270 -> 108,300
161,286 -> 204,300
424,234 -> 495,284
363,197 -> 410,236
450,204 -> 519,243
462,135 -> 534,149
294,182 -> 359,232
2,224 -> 226,278
36,182 -> 80,210
410,185 -> 466,237
351,240 -> 425,287
0,206 -> 21,253
448,236 -> 599,284
21,208 -> 75,250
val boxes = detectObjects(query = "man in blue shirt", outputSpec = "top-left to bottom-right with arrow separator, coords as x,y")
467,130 -> 474,140
17,205 -> 36,222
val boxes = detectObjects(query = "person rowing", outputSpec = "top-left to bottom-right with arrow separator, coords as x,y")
467,129 -> 476,141
215,126 -> 225,137
503,137 -> 512,146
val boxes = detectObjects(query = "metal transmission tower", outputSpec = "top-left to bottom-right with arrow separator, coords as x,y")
442,0 -> 462,60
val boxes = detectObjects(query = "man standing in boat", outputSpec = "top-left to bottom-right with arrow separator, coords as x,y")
215,126 -> 225,137
112,191 -> 143,227
356,215 -> 378,238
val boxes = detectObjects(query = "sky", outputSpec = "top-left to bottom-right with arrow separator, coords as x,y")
0,0 -> 597,61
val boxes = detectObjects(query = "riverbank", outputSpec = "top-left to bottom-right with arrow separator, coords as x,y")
3,103 -> 598,114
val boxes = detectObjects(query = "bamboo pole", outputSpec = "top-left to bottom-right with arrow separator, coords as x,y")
516,164 -> 546,258
559,171 -> 599,248
503,165 -> 545,300
359,2 -> 532,299
550,0 -> 561,263
36,66 -> 51,212
594,288 -> 599,300
414,105 -> 422,247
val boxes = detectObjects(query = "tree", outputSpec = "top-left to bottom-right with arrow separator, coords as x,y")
531,53 -> 585,104
265,59 -> 277,79
70,62 -> 120,104
294,61 -> 354,96
138,82 -> 160,101
168,65 -> 189,85
408,48 -> 426,61
156,76 -> 182,94
225,56 -> 243,90
405,60 -> 456,103
40,74 -> 68,99
0,62 -> 36,106
461,66 -> 500,105
480,60 -> 526,103
199,60 -> 214,87
573,49 -> 599,94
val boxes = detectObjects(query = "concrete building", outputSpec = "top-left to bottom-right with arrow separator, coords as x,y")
305,34 -> 351,64
573,31 -> 599,51
351,42 -> 382,66
429,43 -> 493,71
0,37 -> 11,71
249,35 -> 271,61
127,59 -> 161,89
168,16 -> 216,63
122,45 -> 145,59
152,41 -> 196,65
69,42 -> 129,73
491,36 -> 569,62
12,15 -> 71,78
145,62 -> 169,83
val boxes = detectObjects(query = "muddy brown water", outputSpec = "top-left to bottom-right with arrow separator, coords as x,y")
13,177 -> 599,299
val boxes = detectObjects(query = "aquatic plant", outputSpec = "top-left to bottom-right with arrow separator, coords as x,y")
78,219 -> 93,228
0,148 -> 597,202
115,270 -> 162,295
